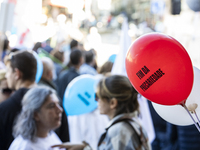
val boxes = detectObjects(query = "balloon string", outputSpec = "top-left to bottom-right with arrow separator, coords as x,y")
182,103 -> 200,132
194,111 -> 200,125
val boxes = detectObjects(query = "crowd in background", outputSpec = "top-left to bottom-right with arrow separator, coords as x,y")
0,33 -> 200,150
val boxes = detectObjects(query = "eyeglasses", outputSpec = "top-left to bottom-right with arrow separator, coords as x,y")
95,93 -> 99,101
1,88 -> 13,95
95,93 -> 112,101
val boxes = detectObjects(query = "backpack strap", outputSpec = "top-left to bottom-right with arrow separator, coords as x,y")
124,120 -> 149,150
98,118 -> 149,150
98,118 -> 132,146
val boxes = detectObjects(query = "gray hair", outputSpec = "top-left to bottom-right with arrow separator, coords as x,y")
13,86 -> 53,141
41,57 -> 54,75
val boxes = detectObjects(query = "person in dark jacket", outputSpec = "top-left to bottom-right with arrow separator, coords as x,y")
38,57 -> 57,93
147,101 -> 169,150
166,123 -> 200,150
0,51 -> 69,150
57,49 -> 84,101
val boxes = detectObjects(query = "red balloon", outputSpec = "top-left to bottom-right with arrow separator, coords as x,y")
125,33 -> 194,105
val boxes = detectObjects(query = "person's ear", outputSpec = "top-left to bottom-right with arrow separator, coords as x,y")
110,98 -> 118,109
14,68 -> 22,80
47,70 -> 53,80
80,56 -> 84,65
34,112 -> 40,122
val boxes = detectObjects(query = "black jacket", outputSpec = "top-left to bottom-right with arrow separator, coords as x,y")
57,67 -> 79,101
167,123 -> 200,150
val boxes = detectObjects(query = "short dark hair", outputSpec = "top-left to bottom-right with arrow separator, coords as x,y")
11,48 -> 20,53
70,39 -> 78,50
32,42 -> 42,52
85,50 -> 94,64
7,51 -> 37,82
70,49 -> 83,65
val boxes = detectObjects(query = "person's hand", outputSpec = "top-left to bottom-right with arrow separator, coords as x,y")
51,142 -> 85,150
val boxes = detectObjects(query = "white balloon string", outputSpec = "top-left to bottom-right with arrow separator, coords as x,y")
194,111 -> 200,125
183,103 -> 200,132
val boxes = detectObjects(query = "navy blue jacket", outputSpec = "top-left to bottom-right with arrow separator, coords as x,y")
167,123 -> 200,150
57,67 -> 79,101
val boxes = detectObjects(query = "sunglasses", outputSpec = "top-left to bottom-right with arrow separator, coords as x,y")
95,93 -> 99,101
1,88 -> 13,95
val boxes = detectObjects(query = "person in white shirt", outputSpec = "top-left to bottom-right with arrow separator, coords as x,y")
9,86 -> 64,150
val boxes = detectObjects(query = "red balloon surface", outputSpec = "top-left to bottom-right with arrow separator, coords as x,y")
125,33 -> 194,105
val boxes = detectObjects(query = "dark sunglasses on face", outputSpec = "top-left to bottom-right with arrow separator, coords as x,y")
95,94 -> 111,101
1,88 -> 13,95
95,93 -> 99,101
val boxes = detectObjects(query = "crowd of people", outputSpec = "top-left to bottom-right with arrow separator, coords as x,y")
0,36 -> 200,150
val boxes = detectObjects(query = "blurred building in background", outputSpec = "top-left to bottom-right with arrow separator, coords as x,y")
0,0 -> 200,67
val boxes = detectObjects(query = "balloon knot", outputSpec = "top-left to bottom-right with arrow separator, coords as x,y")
188,103 -> 198,112
179,100 -> 186,107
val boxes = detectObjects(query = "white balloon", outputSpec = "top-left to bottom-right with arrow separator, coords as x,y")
152,66 -> 200,126
186,0 -> 200,12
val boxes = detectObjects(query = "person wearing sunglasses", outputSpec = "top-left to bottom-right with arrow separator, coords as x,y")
52,75 -> 150,150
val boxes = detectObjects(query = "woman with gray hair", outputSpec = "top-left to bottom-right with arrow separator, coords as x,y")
9,86 -> 64,150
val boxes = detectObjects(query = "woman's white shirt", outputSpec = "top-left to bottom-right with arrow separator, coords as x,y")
9,131 -> 64,150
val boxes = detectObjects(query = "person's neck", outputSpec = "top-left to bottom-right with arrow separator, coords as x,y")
73,64 -> 81,71
85,62 -> 92,67
88,61 -> 95,67
107,110 -> 116,120
36,125 -> 49,138
15,80 -> 37,90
